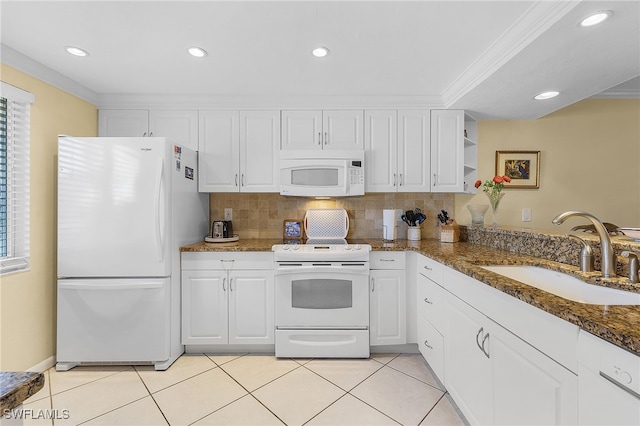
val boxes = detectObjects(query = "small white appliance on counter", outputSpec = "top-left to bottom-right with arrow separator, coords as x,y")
279,150 -> 365,197
273,208 -> 371,358
56,136 -> 208,371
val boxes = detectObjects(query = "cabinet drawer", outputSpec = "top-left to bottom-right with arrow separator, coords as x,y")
182,252 -> 273,270
370,251 -> 406,270
416,255 -> 443,284
417,314 -> 444,384
417,273 -> 445,330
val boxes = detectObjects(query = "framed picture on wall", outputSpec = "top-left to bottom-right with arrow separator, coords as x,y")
283,219 -> 303,240
495,150 -> 540,189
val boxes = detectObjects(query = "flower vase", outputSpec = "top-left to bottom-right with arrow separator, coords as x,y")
486,192 -> 505,226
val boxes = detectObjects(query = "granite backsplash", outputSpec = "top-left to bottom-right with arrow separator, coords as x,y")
462,225 -> 640,277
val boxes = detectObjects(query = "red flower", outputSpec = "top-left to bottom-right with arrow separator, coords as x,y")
503,175 -> 512,183
493,175 -> 504,184
474,179 -> 482,189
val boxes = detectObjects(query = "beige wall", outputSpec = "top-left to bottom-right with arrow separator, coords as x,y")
455,99 -> 640,232
0,64 -> 97,371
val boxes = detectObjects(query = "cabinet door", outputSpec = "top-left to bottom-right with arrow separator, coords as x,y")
181,270 -> 228,345
492,323 -> 578,426
98,109 -> 149,137
149,110 -> 198,151
198,111 -> 240,192
364,110 -> 397,192
228,270 -> 274,344
430,110 -> 464,193
240,111 -> 280,192
369,270 -> 406,346
397,110 -> 431,192
281,110 -> 322,150
445,292 -> 493,425
323,110 -> 364,150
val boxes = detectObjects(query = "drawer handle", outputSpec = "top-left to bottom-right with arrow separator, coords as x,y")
481,333 -> 490,358
222,277 -> 227,291
424,340 -> 433,350
599,371 -> 640,400
476,327 -> 484,352
380,259 -> 395,262
424,297 -> 433,305
424,265 -> 432,271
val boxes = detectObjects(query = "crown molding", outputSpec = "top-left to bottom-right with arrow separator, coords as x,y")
1,44 -> 99,105
96,93 -> 445,110
442,0 -> 581,107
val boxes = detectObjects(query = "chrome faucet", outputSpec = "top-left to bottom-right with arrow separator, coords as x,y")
621,251 -> 639,283
552,211 -> 616,278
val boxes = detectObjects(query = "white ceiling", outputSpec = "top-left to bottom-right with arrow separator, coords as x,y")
1,0 -> 639,119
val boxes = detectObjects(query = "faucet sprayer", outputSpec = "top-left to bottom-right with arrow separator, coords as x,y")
552,210 -> 616,278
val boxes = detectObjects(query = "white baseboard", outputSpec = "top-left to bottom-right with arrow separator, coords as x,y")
28,355 -> 56,373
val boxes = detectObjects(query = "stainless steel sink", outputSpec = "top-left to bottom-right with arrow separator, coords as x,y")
481,265 -> 640,305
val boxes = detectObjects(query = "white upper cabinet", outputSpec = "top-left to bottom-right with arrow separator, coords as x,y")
366,109 -> 430,192
198,110 -> 279,193
281,110 -> 363,150
430,110 -> 464,193
98,109 -> 198,151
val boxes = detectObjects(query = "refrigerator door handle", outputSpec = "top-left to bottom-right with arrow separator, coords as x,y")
154,158 -> 166,262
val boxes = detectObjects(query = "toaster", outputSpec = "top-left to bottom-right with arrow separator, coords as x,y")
211,220 -> 233,239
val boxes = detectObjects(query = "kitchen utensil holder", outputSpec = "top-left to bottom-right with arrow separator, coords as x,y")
440,220 -> 460,243
407,226 -> 421,241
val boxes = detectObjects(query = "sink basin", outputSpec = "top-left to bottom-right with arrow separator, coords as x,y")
481,265 -> 640,305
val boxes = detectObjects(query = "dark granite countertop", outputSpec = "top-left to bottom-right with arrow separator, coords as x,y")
181,237 -> 640,356
0,372 -> 44,411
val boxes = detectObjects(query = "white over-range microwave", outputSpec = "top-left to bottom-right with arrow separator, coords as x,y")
279,150 -> 365,197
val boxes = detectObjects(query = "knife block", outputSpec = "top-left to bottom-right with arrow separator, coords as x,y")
440,220 -> 460,243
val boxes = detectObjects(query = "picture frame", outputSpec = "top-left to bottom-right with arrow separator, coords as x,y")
495,150 -> 540,189
283,219 -> 303,240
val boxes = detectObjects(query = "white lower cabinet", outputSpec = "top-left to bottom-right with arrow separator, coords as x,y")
369,252 -> 406,346
181,252 -> 274,345
445,293 -> 578,425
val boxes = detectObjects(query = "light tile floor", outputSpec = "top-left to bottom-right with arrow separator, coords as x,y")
21,353 -> 467,426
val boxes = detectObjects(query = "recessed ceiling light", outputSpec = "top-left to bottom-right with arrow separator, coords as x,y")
579,10 -> 613,27
187,47 -> 207,58
65,46 -> 89,57
312,47 -> 330,58
534,91 -> 560,100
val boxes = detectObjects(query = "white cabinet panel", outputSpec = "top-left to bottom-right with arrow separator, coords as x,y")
364,110 -> 397,192
281,110 -> 322,150
282,110 -> 363,150
198,110 -> 239,192
99,109 -> 198,150
240,110 -> 280,192
181,270 -> 228,345
370,269 -> 406,346
430,110 -> 464,192
229,270 -> 275,344
199,110 -> 279,193
398,110 -> 430,192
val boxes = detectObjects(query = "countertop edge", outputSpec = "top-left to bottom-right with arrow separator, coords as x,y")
0,372 -> 45,411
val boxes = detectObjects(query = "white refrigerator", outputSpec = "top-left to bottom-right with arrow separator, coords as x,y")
56,135 -> 208,371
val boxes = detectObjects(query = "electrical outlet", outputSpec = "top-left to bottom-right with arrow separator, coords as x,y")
224,208 -> 233,221
522,208 -> 532,222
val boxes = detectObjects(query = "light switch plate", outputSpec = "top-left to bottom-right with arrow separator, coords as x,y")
522,208 -> 532,222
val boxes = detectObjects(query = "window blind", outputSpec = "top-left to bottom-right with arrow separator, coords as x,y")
0,82 -> 34,275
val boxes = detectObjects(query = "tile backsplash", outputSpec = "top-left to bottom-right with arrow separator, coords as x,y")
209,193 -> 454,240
